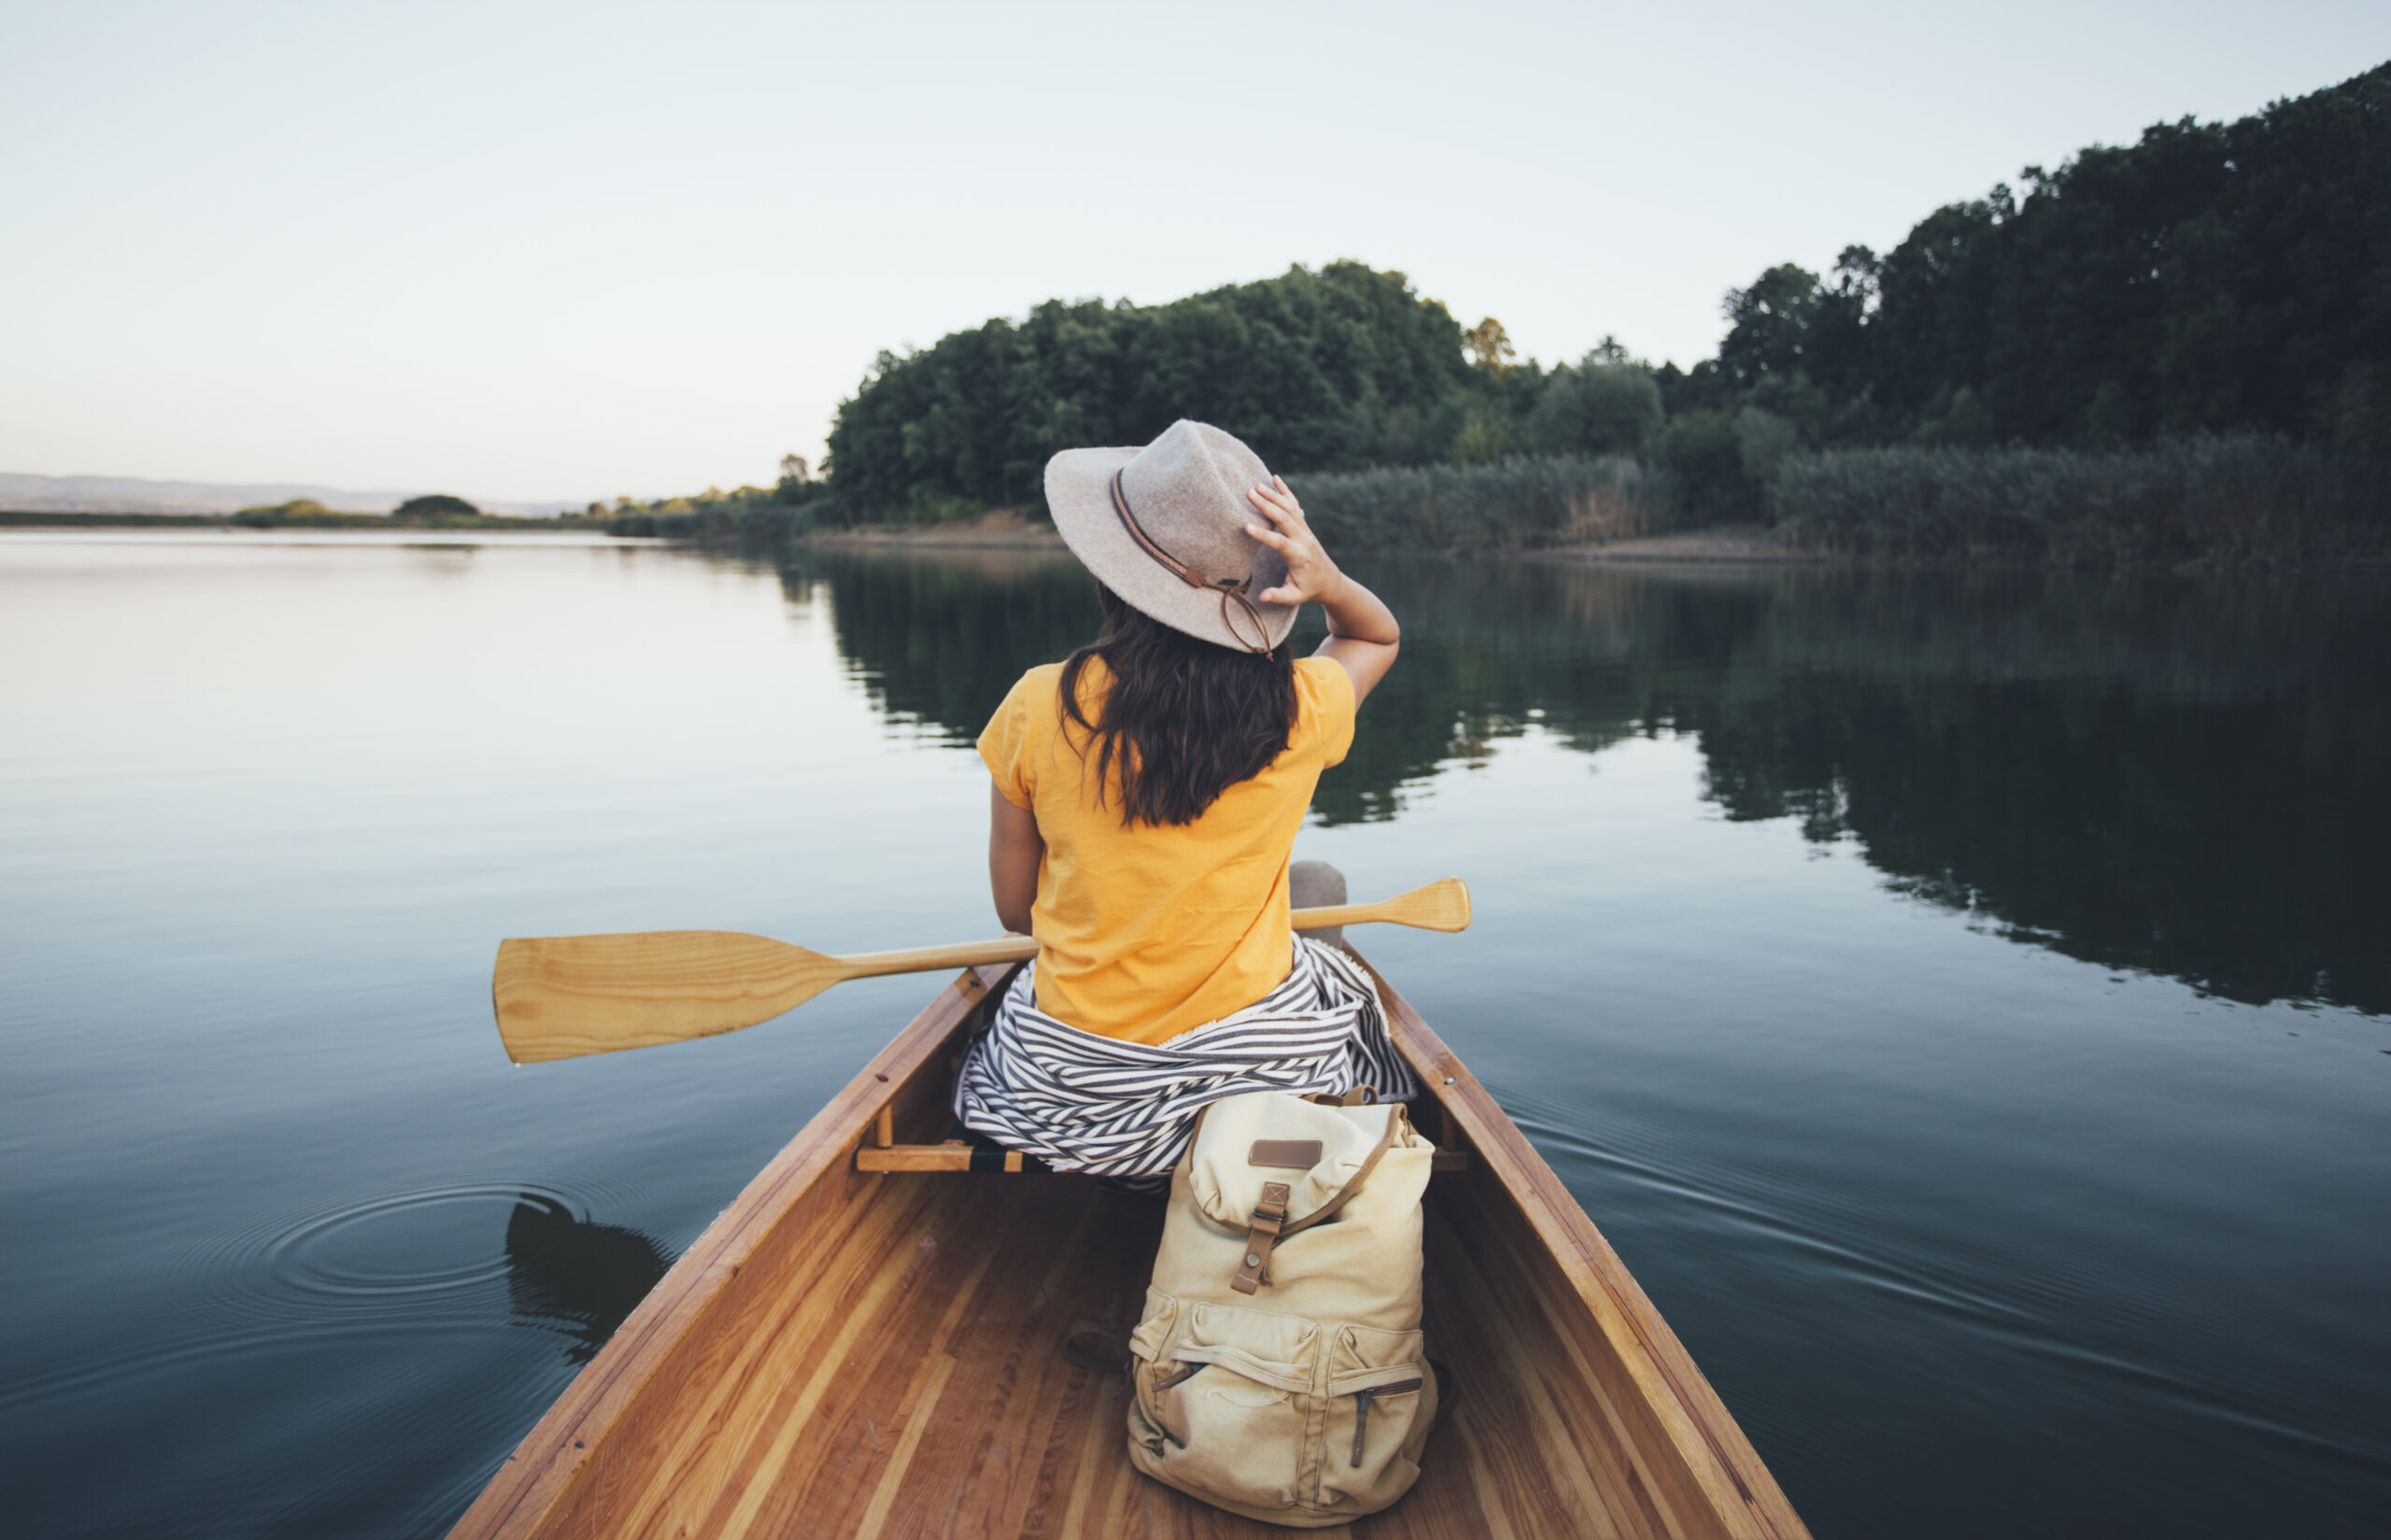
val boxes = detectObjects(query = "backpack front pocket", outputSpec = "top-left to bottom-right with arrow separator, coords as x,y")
1126,1289 -> 1183,1458
1147,1302 -> 1319,1511
1318,1324 -> 1433,1508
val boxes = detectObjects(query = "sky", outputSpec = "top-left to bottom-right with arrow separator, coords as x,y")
3,1 -> 2385,505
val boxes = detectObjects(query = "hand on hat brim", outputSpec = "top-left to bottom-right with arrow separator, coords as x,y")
1244,477 -> 1347,609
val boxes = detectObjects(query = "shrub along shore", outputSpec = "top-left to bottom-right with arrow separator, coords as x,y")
1772,435 -> 2384,566
613,432 -> 2386,569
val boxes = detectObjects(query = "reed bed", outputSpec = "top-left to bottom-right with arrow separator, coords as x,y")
1293,454 -> 1681,553
611,500 -> 828,542
612,437 -> 2384,570
1772,435 -> 2388,565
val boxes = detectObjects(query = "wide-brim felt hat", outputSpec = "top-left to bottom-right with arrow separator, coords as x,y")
1044,419 -> 1298,655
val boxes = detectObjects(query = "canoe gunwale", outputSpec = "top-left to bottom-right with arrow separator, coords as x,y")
1357,956 -> 1807,1540
446,963 -> 1016,1540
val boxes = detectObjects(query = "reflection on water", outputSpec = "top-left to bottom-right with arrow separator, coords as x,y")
799,547 -> 1102,743
503,1196 -> 672,1366
796,549 -> 2390,1016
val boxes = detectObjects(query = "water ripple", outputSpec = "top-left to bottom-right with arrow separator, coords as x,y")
1,1180 -> 604,1414
1513,1111 -> 2036,1327
1509,1110 -> 2390,1478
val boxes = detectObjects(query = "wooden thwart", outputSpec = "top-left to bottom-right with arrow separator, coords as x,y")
854,1143 -> 1472,1174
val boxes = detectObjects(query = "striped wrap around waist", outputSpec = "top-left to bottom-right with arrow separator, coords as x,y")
951,937 -> 1420,1178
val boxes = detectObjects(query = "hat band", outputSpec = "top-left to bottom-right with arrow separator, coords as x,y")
1110,470 -> 1272,656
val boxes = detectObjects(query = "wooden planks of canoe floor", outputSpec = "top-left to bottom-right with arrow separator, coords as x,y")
450,962 -> 1806,1540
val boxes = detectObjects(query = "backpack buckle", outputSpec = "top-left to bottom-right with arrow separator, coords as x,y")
1231,1181 -> 1293,1294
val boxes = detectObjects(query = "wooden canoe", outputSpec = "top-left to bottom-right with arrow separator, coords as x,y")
448,954 -> 1812,1539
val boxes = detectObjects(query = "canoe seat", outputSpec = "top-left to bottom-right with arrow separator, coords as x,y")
856,1130 -> 1055,1174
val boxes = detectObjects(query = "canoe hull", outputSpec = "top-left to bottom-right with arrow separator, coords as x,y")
449,958 -> 1808,1540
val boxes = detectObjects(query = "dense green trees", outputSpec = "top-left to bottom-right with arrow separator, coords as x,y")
1526,348 -> 1663,458
1717,62 -> 2389,456
234,498 -> 332,520
815,260 -> 1683,520
392,493 -> 480,518
734,61 -> 2386,546
213,496 -> 560,530
823,261 -> 1481,515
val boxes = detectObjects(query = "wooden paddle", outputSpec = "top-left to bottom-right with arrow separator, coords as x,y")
492,876 -> 1470,1064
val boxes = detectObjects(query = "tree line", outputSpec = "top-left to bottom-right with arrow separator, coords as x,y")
658,60 -> 2384,544
211,493 -> 591,530
1683,58 -> 2389,460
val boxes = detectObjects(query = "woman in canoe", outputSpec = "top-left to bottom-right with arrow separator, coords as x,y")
954,418 -> 1413,1177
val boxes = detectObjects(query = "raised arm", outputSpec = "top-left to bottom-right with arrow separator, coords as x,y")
1244,476 -> 1400,704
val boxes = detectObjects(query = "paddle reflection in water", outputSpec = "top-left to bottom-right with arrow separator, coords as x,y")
502,1196 -> 672,1368
794,547 -> 2389,1015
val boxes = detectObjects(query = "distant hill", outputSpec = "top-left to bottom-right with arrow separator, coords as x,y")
0,471 -> 577,518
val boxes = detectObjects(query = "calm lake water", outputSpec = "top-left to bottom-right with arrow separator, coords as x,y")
3,531 -> 2386,1538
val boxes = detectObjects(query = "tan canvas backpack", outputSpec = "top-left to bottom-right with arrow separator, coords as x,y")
1125,1088 -> 1440,1527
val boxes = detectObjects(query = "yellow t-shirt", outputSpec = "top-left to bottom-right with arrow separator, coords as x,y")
978,654 -> 1357,1045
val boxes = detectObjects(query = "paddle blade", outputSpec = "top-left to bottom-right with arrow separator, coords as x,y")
493,931 -> 848,1064
1376,876 -> 1471,933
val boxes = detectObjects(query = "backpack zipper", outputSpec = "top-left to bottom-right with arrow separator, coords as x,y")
1154,1361 -> 1205,1392
1350,1378 -> 1423,1465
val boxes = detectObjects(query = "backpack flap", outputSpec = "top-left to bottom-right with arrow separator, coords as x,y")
1186,1092 -> 1408,1293
1187,1092 -> 1397,1231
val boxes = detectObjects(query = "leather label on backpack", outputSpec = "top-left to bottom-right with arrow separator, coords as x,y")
1247,1139 -> 1323,1169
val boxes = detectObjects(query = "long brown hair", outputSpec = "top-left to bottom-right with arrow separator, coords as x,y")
1059,586 -> 1298,827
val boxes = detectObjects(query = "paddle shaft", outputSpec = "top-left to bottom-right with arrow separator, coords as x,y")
493,877 -> 1469,1063
825,896 -> 1436,981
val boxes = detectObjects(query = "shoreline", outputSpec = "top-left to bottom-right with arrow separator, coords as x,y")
792,509 -> 1825,563
1535,525 -> 1823,565
802,507 -> 1065,551
0,510 -> 596,534
18,511 -> 2383,575
795,518 -> 1839,567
